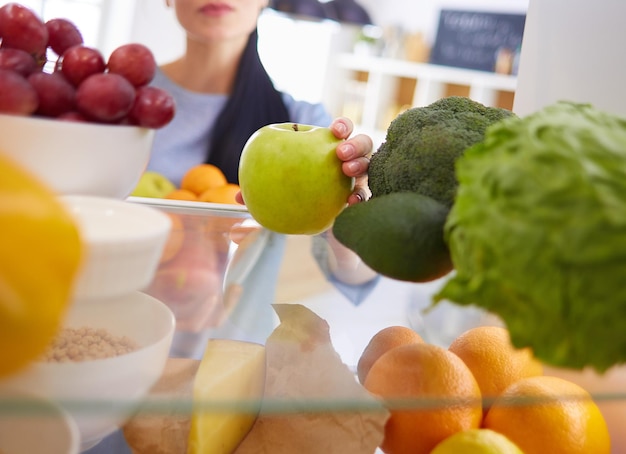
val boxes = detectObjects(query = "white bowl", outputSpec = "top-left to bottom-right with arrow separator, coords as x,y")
0,113 -> 155,199
0,388 -> 80,454
60,195 -> 172,301
0,291 -> 175,452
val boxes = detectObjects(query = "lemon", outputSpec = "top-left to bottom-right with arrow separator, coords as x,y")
0,154 -> 83,377
430,429 -> 524,454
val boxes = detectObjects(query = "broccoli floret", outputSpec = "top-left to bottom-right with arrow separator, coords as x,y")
369,96 -> 516,208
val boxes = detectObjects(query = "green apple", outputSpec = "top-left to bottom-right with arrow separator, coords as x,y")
238,123 -> 354,235
131,171 -> 176,198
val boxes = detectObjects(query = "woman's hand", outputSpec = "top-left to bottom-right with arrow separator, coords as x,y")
329,117 -> 373,205
321,117 -> 378,285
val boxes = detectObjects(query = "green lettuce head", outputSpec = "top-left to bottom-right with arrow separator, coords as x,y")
435,101 -> 626,372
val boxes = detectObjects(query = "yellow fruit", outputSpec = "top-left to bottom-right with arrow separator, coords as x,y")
483,375 -> 611,454
364,342 -> 482,454
188,339 -> 266,454
430,428 -> 524,454
181,164 -> 228,196
199,183 -> 240,205
0,154 -> 82,377
448,326 -> 543,405
357,325 -> 424,384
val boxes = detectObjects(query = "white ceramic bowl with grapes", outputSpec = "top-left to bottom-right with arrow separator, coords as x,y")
0,291 -> 176,452
0,113 -> 156,199
0,4 -> 174,200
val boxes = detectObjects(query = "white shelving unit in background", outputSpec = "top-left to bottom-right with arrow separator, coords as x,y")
324,52 -> 518,147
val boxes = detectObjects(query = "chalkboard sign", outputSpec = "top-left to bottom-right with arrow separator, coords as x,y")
430,9 -> 526,74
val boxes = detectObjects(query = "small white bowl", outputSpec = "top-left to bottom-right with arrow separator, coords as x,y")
0,113 -> 155,199
0,388 -> 80,454
0,291 -> 175,452
60,195 -> 172,301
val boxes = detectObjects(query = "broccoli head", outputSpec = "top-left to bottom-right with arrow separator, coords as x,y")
369,96 -> 516,208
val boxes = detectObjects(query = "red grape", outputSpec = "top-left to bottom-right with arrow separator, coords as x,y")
129,85 -> 176,128
75,72 -> 136,122
59,45 -> 105,86
57,111 -> 88,122
0,3 -> 48,56
107,43 -> 157,87
0,8 -> 174,129
45,18 -> 83,56
28,71 -> 75,117
0,48 -> 37,76
0,69 -> 38,115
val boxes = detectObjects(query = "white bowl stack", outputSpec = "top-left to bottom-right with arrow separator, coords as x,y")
2,197 -> 175,452
0,115 -> 176,452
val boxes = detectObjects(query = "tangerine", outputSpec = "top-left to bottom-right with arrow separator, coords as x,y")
199,183 -> 240,205
181,164 -> 227,196
357,325 -> 424,384
166,189 -> 198,201
448,326 -> 543,405
364,342 -> 482,454
483,375 -> 611,454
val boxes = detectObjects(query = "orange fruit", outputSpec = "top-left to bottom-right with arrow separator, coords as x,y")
181,164 -> 228,196
364,342 -> 482,454
483,375 -> 611,454
166,189 -> 198,201
199,183 -> 240,205
543,364 -> 626,454
0,154 -> 83,377
357,325 -> 424,384
448,326 -> 543,405
159,213 -> 185,264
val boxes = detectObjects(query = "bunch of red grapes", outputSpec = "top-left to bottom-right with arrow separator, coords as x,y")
0,2 -> 175,128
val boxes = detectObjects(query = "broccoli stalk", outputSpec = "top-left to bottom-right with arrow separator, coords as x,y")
369,96 -> 516,208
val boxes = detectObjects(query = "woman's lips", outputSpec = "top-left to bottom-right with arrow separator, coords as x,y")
199,2 -> 234,16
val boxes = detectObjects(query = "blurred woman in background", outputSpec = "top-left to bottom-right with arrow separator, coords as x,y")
87,3 -> 377,451
142,0 -> 378,352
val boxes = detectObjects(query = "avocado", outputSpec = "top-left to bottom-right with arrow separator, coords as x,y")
332,192 -> 453,282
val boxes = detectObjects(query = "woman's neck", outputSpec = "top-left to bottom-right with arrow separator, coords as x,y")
161,36 -> 247,94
